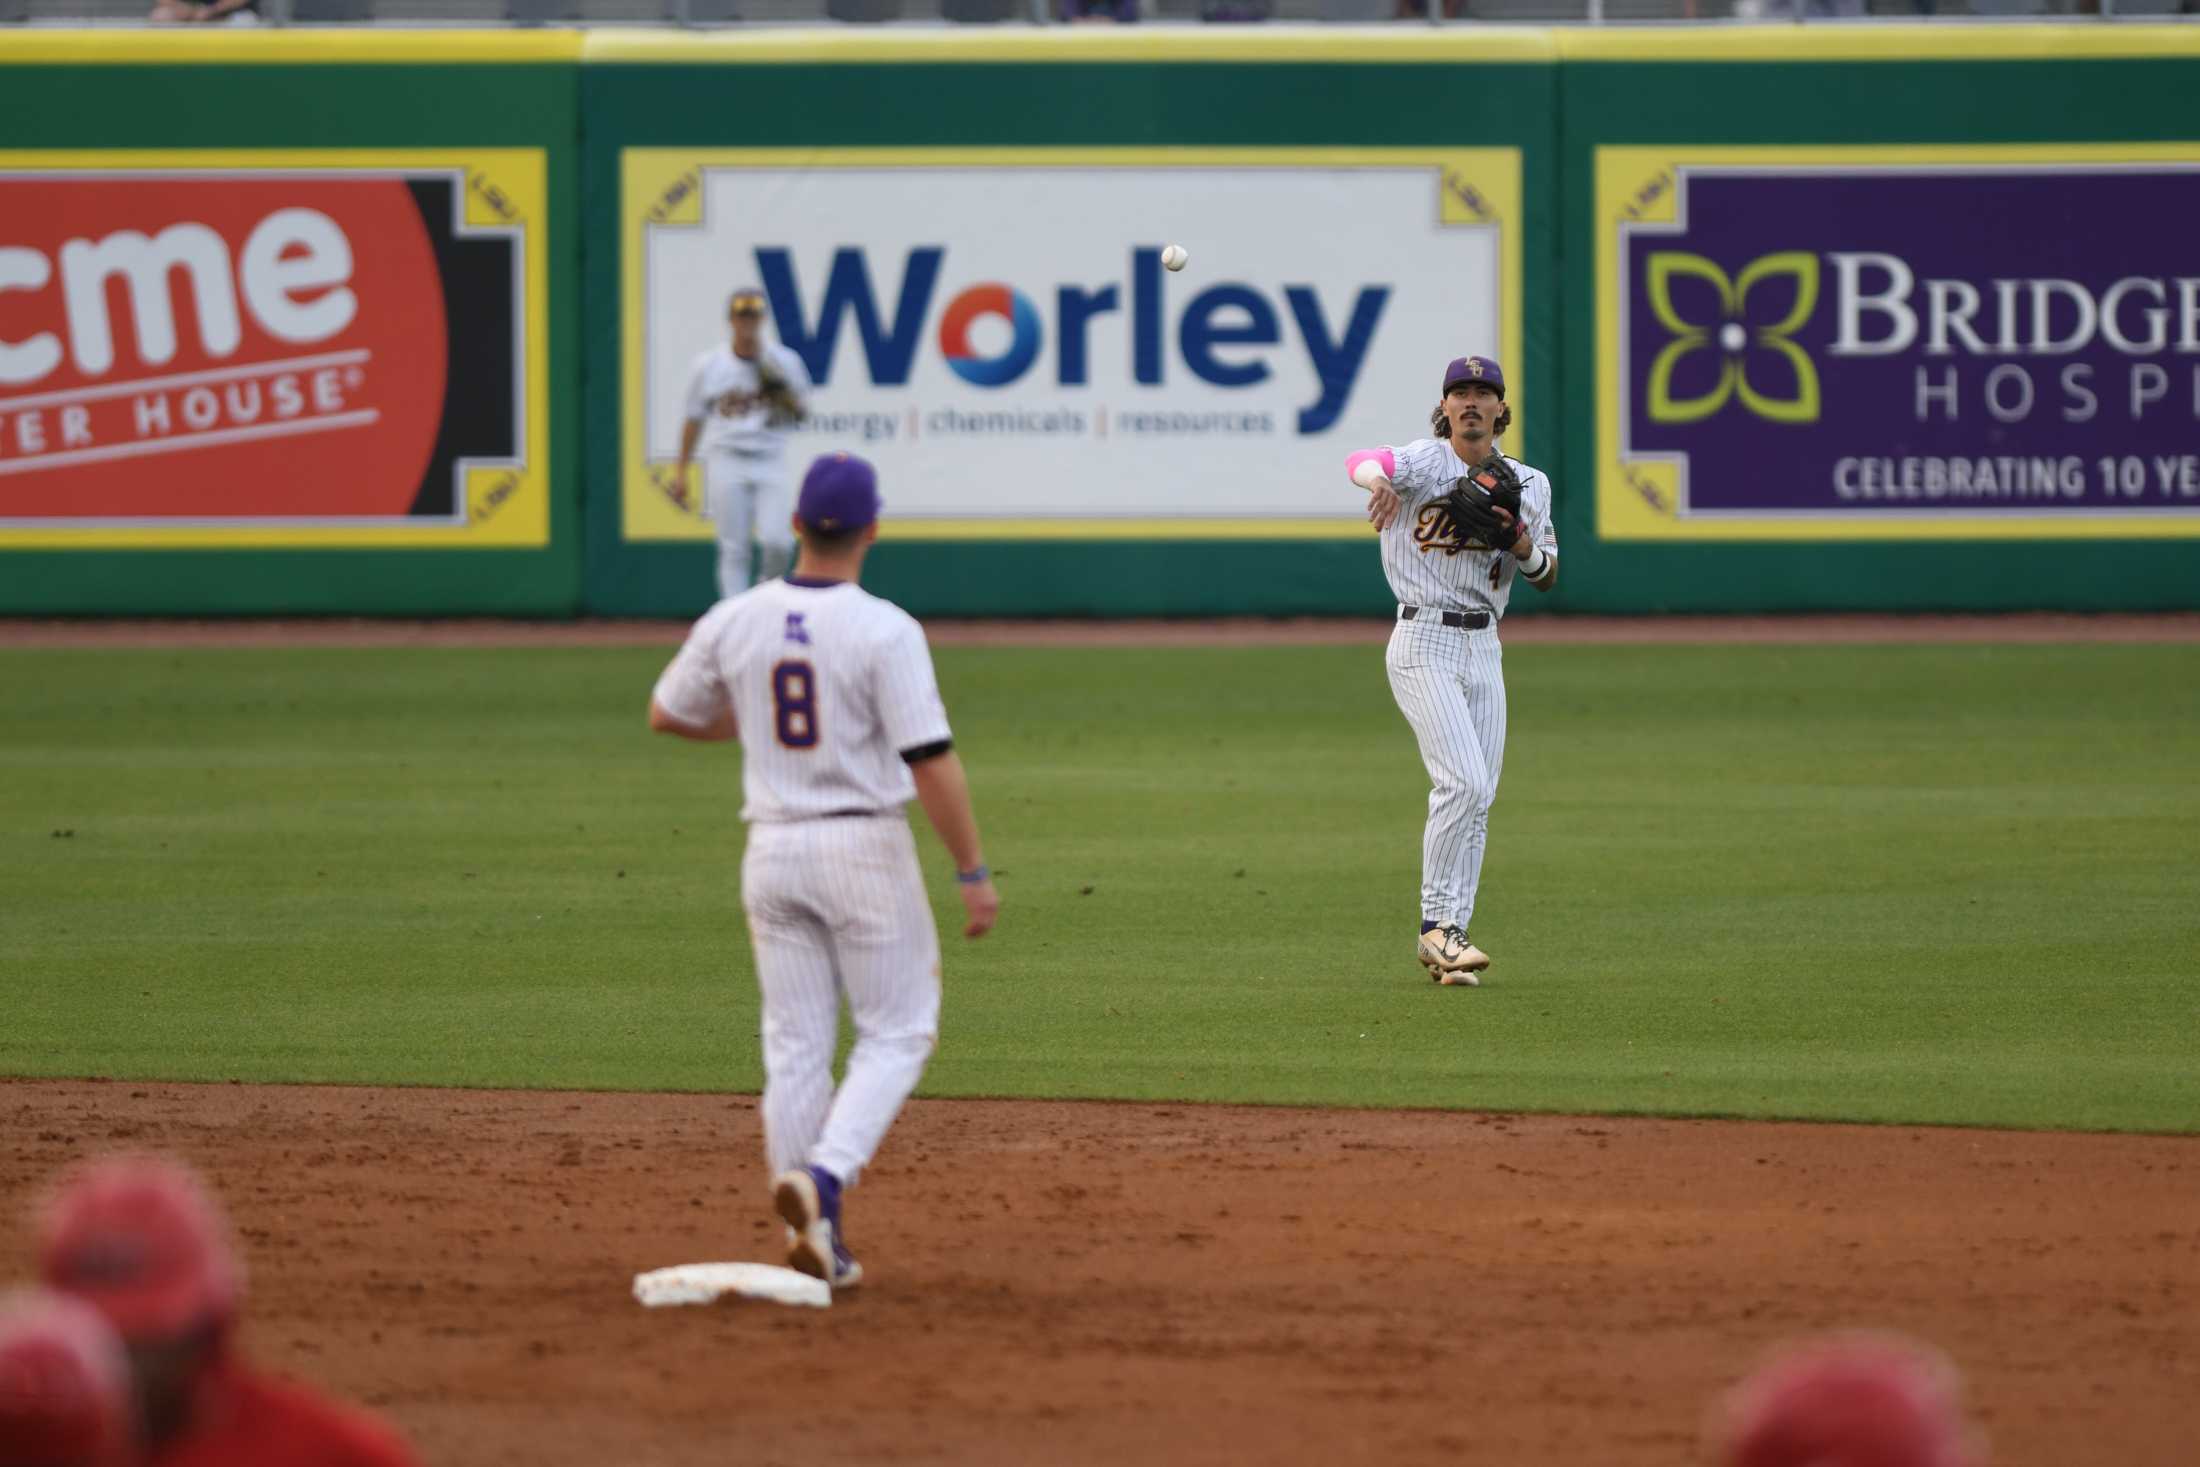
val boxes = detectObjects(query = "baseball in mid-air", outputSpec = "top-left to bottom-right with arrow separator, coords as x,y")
1161,244 -> 1189,272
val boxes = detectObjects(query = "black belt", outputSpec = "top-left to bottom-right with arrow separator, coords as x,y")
1398,605 -> 1491,630
821,807 -> 893,820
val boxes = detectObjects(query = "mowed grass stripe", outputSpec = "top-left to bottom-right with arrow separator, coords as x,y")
2,643 -> 2194,1132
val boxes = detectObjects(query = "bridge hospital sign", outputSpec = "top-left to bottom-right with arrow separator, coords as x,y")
1597,150 -> 2200,539
1827,254 -> 2200,427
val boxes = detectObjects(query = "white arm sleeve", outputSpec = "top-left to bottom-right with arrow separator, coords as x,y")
875,615 -> 953,756
652,603 -> 736,728
1388,439 -> 1454,505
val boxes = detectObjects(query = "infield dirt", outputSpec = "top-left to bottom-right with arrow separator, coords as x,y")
4,1080 -> 2193,1467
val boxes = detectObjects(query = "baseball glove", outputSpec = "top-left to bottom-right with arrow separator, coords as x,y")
755,362 -> 805,428
1444,452 -> 1525,550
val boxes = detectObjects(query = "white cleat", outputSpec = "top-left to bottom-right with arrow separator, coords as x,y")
1419,926 -> 1490,986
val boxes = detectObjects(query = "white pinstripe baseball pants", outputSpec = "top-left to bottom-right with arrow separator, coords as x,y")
741,815 -> 941,1187
704,454 -> 797,599
1385,619 -> 1508,932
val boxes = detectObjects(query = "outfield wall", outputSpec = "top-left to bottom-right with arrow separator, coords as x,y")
3,27 -> 2196,617
0,32 -> 584,616
1558,30 -> 2200,614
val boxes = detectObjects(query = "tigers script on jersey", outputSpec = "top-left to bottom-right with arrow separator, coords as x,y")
1377,438 -> 1558,619
683,343 -> 814,459
652,578 -> 951,823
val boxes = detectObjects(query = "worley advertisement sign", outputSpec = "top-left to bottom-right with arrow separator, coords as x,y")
0,151 -> 549,549
1597,146 -> 2200,542
620,148 -> 1522,541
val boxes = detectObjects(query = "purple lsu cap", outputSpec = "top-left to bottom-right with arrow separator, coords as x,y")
1441,354 -> 1505,398
796,452 -> 881,534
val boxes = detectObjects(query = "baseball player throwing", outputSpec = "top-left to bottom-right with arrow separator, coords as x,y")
672,287 -> 814,600
649,452 -> 1000,1288
1346,355 -> 1557,985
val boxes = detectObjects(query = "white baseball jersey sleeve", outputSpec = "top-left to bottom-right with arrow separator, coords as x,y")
653,579 -> 952,823
682,343 -> 813,459
1375,437 -> 1557,621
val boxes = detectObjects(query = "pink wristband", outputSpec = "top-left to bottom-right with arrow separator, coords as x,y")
1345,448 -> 1396,483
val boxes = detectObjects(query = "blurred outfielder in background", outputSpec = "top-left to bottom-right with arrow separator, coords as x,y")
672,287 -> 815,601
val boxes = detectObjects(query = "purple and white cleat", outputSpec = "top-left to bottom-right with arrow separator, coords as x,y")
773,1165 -> 863,1290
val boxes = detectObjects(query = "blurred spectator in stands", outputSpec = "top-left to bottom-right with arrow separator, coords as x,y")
1062,0 -> 1135,20
1734,0 -> 1865,15
148,0 -> 262,23
38,1155 -> 421,1467
1203,0 -> 1272,17
1397,0 -> 1468,16
0,1291 -> 137,1467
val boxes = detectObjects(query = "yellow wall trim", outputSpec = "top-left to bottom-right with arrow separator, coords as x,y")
10,25 -> 2194,70
582,24 -> 1556,65
0,29 -> 581,65
1555,23 -> 2200,64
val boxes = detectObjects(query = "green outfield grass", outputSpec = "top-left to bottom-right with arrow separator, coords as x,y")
3,640 -> 2196,1133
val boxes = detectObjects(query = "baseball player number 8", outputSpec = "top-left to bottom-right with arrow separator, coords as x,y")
770,661 -> 819,749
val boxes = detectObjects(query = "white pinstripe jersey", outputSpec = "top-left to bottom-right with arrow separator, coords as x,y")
683,343 -> 813,459
653,579 -> 952,824
1376,437 -> 1558,621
